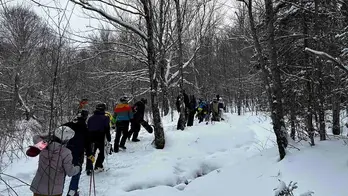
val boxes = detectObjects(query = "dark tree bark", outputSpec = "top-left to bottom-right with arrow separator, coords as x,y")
238,0 -> 288,160
142,0 -> 165,148
265,0 -> 288,159
332,67 -> 341,135
302,5 -> 315,146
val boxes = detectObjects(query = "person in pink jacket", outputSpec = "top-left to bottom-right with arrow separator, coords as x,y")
30,126 -> 81,196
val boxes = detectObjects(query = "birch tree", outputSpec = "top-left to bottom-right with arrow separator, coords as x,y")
70,0 -> 165,148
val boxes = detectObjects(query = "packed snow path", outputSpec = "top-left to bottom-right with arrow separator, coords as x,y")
81,113 -> 274,195
1,113 -> 274,196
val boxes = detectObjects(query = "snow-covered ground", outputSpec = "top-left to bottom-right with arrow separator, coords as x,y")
1,112 -> 348,196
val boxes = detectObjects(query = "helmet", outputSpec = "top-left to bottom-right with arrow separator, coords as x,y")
96,103 -> 106,111
120,95 -> 130,103
54,126 -> 75,143
141,98 -> 147,104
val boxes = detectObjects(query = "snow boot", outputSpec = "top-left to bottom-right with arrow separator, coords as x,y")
120,146 -> 127,150
94,167 -> 104,173
67,189 -> 79,196
86,170 -> 92,176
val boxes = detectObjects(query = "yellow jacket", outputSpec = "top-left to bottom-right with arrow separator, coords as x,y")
105,111 -> 115,127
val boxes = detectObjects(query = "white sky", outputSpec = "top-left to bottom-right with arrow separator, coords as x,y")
4,0 -> 238,45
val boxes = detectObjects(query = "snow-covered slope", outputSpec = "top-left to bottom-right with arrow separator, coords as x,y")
1,113 -> 348,196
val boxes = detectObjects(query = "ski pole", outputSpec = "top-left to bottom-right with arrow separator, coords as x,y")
89,143 -> 96,196
93,170 -> 96,196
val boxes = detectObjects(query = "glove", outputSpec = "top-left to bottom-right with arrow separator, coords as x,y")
88,155 -> 95,163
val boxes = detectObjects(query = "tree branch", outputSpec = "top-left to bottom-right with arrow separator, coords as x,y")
69,0 -> 148,40
304,47 -> 348,74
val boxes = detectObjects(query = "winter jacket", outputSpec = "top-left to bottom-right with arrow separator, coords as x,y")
188,97 -> 196,111
211,101 -> 219,113
87,110 -> 111,142
176,96 -> 182,113
197,102 -> 207,113
183,92 -> 190,108
30,135 -> 80,195
132,101 -> 145,123
105,111 -> 115,127
114,103 -> 133,122
218,100 -> 224,110
64,119 -> 88,158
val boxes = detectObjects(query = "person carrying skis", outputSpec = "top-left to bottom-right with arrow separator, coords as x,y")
176,94 -> 186,130
113,96 -> 133,152
187,95 -> 196,126
182,90 -> 190,123
217,96 -> 225,121
30,126 -> 81,196
63,110 -> 88,196
211,97 -> 220,121
128,98 -> 147,142
86,103 -> 111,175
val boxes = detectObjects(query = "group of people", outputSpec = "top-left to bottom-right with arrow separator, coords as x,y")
176,92 -> 225,130
29,93 -> 225,196
29,96 -> 149,196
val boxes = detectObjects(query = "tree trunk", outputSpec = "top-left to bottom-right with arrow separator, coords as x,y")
174,0 -> 184,90
265,0 -> 288,159
158,0 -> 169,116
244,0 -> 287,160
332,68 -> 341,135
290,92 -> 296,140
314,0 -> 326,140
302,6 -> 315,146
142,0 -> 165,149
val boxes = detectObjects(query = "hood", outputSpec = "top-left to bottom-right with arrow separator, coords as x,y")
46,141 -> 64,151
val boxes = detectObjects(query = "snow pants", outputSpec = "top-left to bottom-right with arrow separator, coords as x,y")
68,152 -> 84,191
114,121 -> 129,151
86,133 -> 105,170
128,120 -> 141,140
187,110 -> 195,126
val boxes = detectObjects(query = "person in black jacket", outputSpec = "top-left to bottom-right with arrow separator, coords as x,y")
128,98 -> 147,142
63,110 -> 88,196
86,103 -> 111,175
187,95 -> 196,126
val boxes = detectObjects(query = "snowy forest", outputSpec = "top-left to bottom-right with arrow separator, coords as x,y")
0,0 -> 348,196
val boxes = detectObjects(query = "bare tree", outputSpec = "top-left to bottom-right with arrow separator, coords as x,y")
70,0 -> 166,149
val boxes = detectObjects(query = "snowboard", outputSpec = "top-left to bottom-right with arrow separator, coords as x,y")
26,140 -> 48,157
140,120 -> 153,133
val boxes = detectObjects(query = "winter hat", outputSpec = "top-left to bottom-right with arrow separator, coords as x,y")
141,98 -> 147,104
54,126 -> 75,143
96,103 -> 106,111
77,109 -> 88,120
